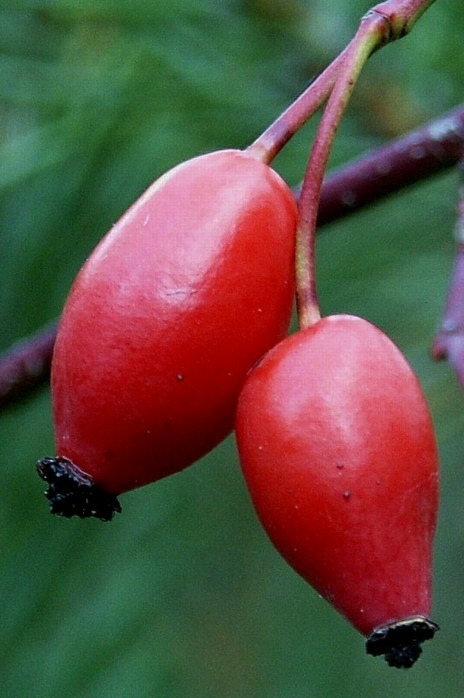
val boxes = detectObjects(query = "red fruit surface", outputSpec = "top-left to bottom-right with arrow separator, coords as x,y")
236,314 -> 439,637
51,149 -> 296,495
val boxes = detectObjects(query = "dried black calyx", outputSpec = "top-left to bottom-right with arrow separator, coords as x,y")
36,456 -> 121,521
365,616 -> 439,669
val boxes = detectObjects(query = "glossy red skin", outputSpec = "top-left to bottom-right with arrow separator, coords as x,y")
52,149 -> 296,495
236,315 -> 439,636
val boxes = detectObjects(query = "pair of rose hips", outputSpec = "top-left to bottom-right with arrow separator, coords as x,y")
38,149 -> 439,667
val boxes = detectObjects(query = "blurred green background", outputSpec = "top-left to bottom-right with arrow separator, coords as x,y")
1,1 -> 464,696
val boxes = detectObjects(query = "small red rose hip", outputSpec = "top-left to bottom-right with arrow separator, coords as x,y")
235,314 -> 439,667
37,149 -> 297,520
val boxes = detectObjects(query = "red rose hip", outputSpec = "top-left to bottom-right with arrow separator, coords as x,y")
37,149 -> 297,519
235,314 -> 439,667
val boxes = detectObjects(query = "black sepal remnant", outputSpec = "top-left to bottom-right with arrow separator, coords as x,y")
36,456 -> 121,521
365,616 -> 439,669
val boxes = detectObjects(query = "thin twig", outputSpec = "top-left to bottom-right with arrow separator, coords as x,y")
0,323 -> 57,408
1,103 -> 464,409
317,103 -> 464,226
431,159 -> 464,388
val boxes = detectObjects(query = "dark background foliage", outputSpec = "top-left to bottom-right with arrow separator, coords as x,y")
1,1 -> 464,696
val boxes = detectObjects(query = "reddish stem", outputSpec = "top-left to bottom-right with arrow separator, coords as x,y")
431,160 -> 464,389
247,0 -> 437,166
296,13 -> 389,329
295,0 -> 435,330
246,47 -> 349,165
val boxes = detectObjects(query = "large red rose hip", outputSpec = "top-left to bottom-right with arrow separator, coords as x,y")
235,314 -> 439,667
37,149 -> 297,519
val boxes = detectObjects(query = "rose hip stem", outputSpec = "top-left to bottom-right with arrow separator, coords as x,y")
245,46 -> 349,165
294,0 -> 437,330
247,0 -> 436,167
296,12 -> 390,329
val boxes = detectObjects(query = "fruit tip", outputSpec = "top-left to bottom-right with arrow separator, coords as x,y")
365,616 -> 439,668
36,456 -> 121,521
